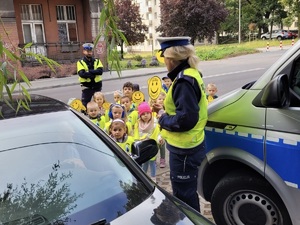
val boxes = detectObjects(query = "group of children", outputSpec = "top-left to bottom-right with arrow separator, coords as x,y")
74,75 -> 218,183
81,79 -> 171,182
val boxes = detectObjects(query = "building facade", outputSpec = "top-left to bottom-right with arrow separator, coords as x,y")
0,0 -> 106,78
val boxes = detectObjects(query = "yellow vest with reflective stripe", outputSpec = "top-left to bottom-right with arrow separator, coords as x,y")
77,59 -> 103,83
161,68 -> 208,148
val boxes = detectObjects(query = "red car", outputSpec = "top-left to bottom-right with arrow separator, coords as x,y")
286,30 -> 298,39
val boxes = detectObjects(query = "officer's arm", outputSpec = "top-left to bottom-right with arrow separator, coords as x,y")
89,59 -> 104,75
78,69 -> 94,78
159,79 -> 200,132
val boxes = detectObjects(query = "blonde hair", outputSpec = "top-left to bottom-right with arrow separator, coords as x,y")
163,44 -> 200,69
207,83 -> 217,90
86,101 -> 99,111
93,91 -> 106,102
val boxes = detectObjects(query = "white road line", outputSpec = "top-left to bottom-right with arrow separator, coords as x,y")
205,68 -> 265,78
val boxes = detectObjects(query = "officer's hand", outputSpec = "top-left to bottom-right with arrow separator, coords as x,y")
84,71 -> 95,78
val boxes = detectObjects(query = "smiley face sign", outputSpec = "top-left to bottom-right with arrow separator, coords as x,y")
148,76 -> 162,100
132,91 -> 145,105
102,102 -> 111,110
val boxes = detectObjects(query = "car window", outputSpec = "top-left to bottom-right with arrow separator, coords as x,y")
0,111 -> 151,224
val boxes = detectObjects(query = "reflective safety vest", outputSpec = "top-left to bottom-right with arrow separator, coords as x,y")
77,59 -> 103,83
117,136 -> 135,154
161,68 -> 208,148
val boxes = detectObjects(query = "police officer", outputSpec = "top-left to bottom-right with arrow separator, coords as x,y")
156,36 -> 208,212
77,43 -> 103,107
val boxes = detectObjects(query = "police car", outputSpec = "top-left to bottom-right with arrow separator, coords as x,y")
198,41 -> 300,225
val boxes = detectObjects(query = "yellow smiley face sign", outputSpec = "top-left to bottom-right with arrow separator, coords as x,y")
148,76 -> 162,100
102,102 -> 111,110
132,91 -> 145,105
155,51 -> 165,64
68,98 -> 86,112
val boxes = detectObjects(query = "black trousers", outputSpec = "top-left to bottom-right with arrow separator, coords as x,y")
81,85 -> 102,107
169,143 -> 206,212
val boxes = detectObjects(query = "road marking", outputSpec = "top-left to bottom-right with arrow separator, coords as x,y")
205,68 -> 265,78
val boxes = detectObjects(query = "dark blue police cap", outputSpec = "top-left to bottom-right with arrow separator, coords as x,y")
82,43 -> 94,51
157,36 -> 191,50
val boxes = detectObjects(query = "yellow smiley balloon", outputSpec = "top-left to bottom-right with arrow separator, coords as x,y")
148,76 -> 162,100
132,91 -> 145,105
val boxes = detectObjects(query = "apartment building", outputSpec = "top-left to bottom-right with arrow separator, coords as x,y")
129,0 -> 161,53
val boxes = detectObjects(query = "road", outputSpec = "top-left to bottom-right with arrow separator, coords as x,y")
30,49 -> 287,103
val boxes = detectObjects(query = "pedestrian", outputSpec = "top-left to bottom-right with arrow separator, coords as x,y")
86,101 -> 105,129
134,102 -> 162,183
156,36 -> 208,212
162,76 -> 172,93
77,43 -> 104,107
206,83 -> 218,103
108,119 -> 135,155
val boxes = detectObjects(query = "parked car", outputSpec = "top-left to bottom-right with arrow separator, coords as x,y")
198,40 -> 300,225
261,29 -> 289,40
0,95 -> 214,225
286,30 -> 298,39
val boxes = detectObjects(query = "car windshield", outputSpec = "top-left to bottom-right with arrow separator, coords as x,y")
0,111 -> 150,224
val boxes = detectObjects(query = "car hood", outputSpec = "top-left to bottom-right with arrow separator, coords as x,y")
71,187 -> 214,225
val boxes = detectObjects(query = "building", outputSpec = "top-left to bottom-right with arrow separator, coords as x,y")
128,0 -> 161,53
0,0 -> 106,78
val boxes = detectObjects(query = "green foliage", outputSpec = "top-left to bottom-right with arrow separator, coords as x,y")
133,55 -> 143,61
95,0 -> 128,77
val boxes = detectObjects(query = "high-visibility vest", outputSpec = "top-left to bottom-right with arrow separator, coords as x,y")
77,59 -> 103,83
161,68 -> 208,148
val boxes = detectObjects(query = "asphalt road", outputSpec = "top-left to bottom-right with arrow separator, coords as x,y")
30,49 -> 288,104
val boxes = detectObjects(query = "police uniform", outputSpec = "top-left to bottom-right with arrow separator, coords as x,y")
77,43 -> 104,107
157,37 -> 208,212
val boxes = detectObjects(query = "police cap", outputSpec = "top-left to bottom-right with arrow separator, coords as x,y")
157,36 -> 191,51
82,43 -> 94,51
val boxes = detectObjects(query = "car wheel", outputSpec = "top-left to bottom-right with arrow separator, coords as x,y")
262,37 -> 266,40
277,36 -> 282,40
211,170 -> 292,225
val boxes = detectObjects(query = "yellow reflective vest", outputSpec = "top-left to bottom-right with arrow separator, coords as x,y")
161,68 -> 208,148
77,59 -> 103,83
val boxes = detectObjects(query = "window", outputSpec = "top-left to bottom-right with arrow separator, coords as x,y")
56,5 -> 78,42
21,4 -> 45,44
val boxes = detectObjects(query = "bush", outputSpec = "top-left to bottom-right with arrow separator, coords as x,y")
133,55 -> 143,61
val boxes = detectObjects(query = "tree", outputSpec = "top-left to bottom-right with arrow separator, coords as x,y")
280,0 -> 300,30
157,0 -> 228,44
114,0 -> 148,59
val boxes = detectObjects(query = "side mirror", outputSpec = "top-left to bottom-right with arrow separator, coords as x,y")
253,74 -> 290,108
131,139 -> 158,165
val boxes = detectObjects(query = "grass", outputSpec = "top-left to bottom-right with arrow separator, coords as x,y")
111,38 -> 298,70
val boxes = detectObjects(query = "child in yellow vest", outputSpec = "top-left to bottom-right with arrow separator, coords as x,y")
93,91 -> 109,122
104,103 -> 132,135
134,102 -> 162,182
206,83 -> 218,103
109,119 -> 135,155
86,101 -> 105,129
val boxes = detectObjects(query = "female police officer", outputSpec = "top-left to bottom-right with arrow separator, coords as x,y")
157,37 -> 208,212
77,43 -> 103,107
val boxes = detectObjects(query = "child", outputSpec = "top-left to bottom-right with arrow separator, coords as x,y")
149,92 -> 167,168
122,81 -> 134,100
206,83 -> 218,103
134,102 -> 162,182
162,76 -> 172,93
109,119 -> 135,155
104,103 -> 132,135
113,90 -> 123,103
120,95 -> 138,130
86,101 -> 105,129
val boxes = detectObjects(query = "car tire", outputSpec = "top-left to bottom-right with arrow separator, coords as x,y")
262,37 -> 266,40
277,36 -> 282,40
211,170 -> 292,225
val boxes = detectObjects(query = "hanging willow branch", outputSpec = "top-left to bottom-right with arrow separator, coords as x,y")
94,0 -> 128,77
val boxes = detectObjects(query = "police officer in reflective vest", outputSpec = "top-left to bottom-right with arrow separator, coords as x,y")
77,43 -> 104,107
156,36 -> 208,212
